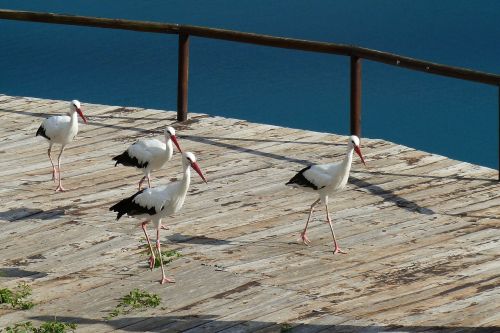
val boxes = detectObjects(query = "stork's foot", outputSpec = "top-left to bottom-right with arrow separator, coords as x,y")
55,185 -> 66,192
299,231 -> 311,246
160,276 -> 175,284
333,245 -> 347,255
148,256 -> 156,270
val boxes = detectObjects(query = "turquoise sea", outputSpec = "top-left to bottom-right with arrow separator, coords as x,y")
0,0 -> 498,168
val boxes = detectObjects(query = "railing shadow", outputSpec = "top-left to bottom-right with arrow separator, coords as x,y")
354,170 -> 498,183
185,134 -> 313,165
185,134 -> 344,146
27,315 -> 499,332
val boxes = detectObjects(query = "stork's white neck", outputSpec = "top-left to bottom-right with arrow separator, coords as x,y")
165,135 -> 174,158
340,146 -> 354,175
69,110 -> 78,125
178,161 -> 192,197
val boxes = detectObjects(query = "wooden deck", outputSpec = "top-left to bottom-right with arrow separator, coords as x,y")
0,95 -> 498,333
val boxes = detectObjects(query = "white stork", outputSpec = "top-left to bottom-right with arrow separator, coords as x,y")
35,100 -> 87,192
109,151 -> 207,284
286,135 -> 366,254
113,126 -> 182,190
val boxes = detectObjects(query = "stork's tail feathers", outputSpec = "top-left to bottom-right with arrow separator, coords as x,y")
112,151 -> 147,168
285,165 -> 318,190
109,197 -> 132,220
113,151 -> 134,166
36,124 -> 49,139
109,190 -> 145,220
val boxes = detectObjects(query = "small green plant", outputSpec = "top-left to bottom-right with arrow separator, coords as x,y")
0,282 -> 34,310
0,320 -> 77,333
105,288 -> 161,320
142,243 -> 181,268
153,249 -> 182,268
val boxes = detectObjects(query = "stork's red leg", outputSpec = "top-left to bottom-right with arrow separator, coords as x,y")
141,221 -> 156,270
138,176 -> 146,190
325,203 -> 347,255
47,145 -> 57,182
156,228 -> 175,284
147,174 -> 152,188
299,198 -> 320,245
55,146 -> 66,192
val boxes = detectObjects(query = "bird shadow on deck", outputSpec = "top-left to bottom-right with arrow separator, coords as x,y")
167,233 -> 231,246
28,315 -> 500,333
0,207 -> 65,222
349,176 -> 435,215
0,267 -> 48,279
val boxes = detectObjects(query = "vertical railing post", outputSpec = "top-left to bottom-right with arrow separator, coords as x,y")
350,56 -> 362,137
177,32 -> 190,122
498,85 -> 499,181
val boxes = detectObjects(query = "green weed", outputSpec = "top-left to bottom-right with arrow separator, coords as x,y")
0,282 -> 34,310
1,320 -> 77,333
142,244 -> 181,268
105,288 -> 161,320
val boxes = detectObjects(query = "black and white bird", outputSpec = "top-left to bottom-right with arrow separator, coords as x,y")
286,135 -> 366,254
109,152 -> 207,284
112,126 -> 182,190
35,100 -> 87,192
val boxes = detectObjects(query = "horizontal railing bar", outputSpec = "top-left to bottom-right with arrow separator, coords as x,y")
0,9 -> 499,86
181,25 -> 500,86
0,9 -> 180,34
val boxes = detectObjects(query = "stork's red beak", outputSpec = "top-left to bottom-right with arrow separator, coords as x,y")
171,135 -> 182,153
191,162 -> 207,184
354,146 -> 366,166
76,108 -> 87,124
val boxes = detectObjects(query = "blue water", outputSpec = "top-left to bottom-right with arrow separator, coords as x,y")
0,0 -> 498,168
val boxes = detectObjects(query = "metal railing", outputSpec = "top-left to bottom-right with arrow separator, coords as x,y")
1,9 -> 499,179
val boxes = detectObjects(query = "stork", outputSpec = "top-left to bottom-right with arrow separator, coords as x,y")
286,135 -> 366,254
35,100 -> 87,192
113,126 -> 182,190
109,152 -> 207,284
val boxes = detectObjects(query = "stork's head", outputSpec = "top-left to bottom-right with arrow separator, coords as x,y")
70,100 -> 87,124
349,135 -> 366,166
183,152 -> 207,184
165,126 -> 182,152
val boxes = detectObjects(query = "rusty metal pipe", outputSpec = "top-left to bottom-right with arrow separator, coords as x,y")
177,33 -> 189,122
350,57 -> 362,137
